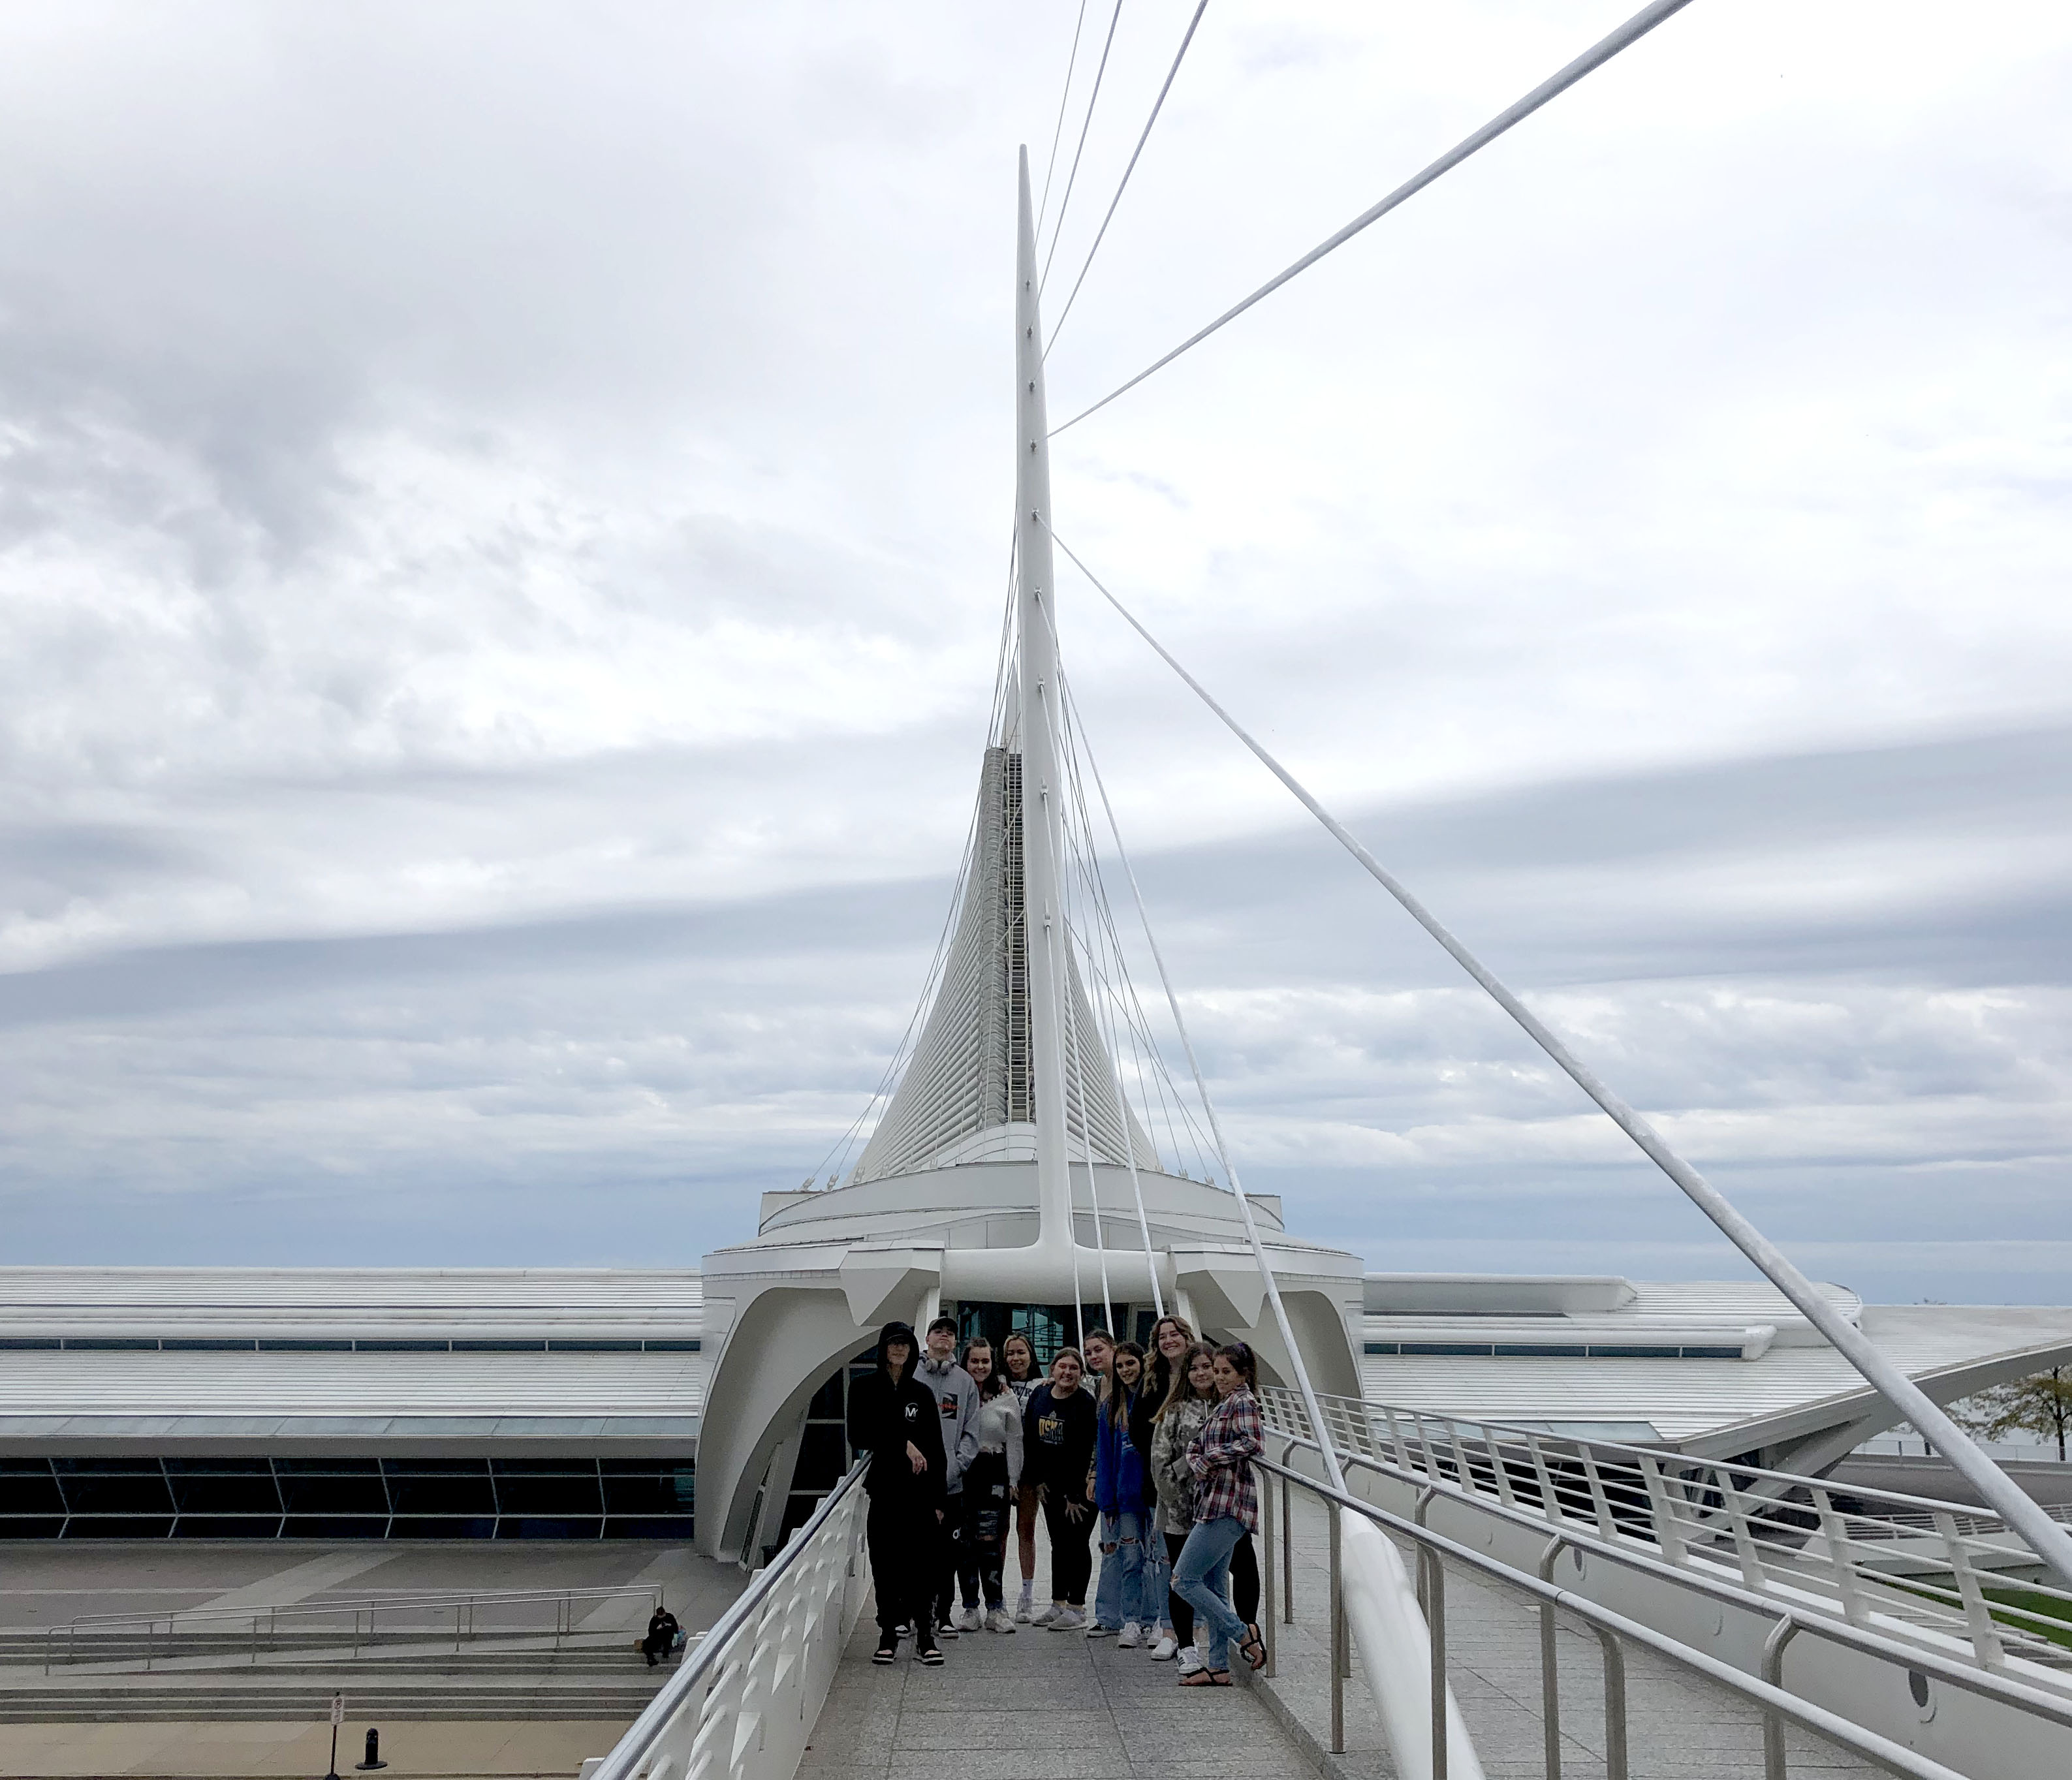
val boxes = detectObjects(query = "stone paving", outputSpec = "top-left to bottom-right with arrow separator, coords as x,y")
798,1600 -> 1316,1780
802,1490 -> 1881,1780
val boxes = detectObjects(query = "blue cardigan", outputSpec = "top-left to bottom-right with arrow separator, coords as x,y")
1094,1387 -> 1153,1515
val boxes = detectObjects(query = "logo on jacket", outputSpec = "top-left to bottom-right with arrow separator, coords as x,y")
902,1401 -> 920,1423
939,1395 -> 959,1417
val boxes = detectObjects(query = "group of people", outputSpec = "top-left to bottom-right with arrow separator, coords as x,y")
843,1311 -> 1266,1687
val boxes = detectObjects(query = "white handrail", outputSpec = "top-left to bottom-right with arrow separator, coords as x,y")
586,1463 -> 868,1780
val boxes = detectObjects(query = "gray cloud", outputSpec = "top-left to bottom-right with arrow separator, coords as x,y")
1,3 -> 2068,1304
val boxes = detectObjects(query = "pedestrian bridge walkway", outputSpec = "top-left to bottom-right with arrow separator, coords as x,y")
798,1609 -> 1297,1780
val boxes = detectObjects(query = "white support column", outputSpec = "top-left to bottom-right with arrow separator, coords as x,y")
1014,145 -> 1075,1273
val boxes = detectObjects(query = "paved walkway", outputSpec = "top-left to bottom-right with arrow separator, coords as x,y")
799,1604 -> 1317,1780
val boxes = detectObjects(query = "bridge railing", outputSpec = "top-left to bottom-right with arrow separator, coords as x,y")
584,1461 -> 868,1780
1260,1386 -> 2072,1690
1251,1448 -> 2038,1780
44,1584 -> 667,1675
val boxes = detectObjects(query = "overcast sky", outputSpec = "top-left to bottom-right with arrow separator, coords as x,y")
3,1 -> 2068,1305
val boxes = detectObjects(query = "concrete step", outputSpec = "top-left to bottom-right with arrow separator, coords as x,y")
0,1678 -> 668,1723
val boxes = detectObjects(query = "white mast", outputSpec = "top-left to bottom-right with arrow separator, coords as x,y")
1013,146 -> 1076,1276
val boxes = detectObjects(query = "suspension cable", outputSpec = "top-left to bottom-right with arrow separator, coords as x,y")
1036,1 -> 1091,236
1028,565 -> 1347,1485
1041,0 -> 1126,290
1049,0 -> 1699,435
1045,519 -> 2072,1586
1058,688 -> 1167,1316
1044,0 -> 1210,360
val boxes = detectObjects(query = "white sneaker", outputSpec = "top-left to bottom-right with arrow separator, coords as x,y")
1049,1607 -> 1085,1631
986,1608 -> 1016,1633
1116,1621 -> 1142,1649
1176,1644 -> 1204,1675
1014,1593 -> 1035,1624
1028,1602 -> 1058,1627
1149,1634 -> 1178,1661
1084,1620 -> 1116,1638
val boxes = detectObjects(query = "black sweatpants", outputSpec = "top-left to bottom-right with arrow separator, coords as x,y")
867,1490 -> 940,1639
1165,1527 -> 1258,1645
1042,1490 -> 1095,1605
957,1452 -> 1012,1611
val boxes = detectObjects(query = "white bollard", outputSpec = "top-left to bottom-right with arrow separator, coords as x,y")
1340,1518 -> 1486,1780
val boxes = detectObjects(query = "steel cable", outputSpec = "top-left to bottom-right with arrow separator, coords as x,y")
1050,0 -> 1700,435
1044,518 -> 2072,1591
1044,0 -> 1210,360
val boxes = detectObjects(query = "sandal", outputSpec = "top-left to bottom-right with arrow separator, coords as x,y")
1180,1668 -> 1232,1687
1238,1623 -> 1267,1672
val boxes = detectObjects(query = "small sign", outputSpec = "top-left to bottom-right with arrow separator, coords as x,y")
330,1695 -> 345,1728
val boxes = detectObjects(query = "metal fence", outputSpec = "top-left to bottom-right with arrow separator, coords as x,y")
1261,1386 -> 2072,1690
44,1584 -> 665,1674
1251,1449 -> 2065,1780
585,1463 -> 868,1780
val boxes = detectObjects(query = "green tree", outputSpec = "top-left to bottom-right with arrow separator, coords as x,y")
1956,1366 -> 2072,1463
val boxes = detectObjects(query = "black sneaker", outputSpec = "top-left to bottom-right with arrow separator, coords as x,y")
917,1640 -> 943,1666
873,1640 -> 898,1665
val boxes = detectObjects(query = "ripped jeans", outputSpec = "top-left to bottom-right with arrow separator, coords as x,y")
1092,1507 -> 1157,1629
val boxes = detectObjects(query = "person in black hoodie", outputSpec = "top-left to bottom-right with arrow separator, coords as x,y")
845,1320 -> 948,1665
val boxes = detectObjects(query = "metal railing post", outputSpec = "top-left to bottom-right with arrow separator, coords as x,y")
1328,1498 -> 1345,1755
1592,1627 -> 1628,1780
1425,1548 -> 1448,1780
1938,1512 -> 2007,1668
1538,1537 -> 1565,1780
1261,1456 -> 1278,1676
1761,1616 -> 1800,1780
1414,1486 -> 1437,1615
1280,1441 -> 1296,1625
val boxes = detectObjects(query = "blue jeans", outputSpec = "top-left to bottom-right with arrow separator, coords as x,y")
1094,1509 -> 1155,1628
1172,1515 -> 1250,1672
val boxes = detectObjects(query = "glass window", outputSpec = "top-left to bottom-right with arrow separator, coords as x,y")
489,1456 -> 599,1476
274,1456 -> 381,1474
806,1371 -> 844,1420
493,1476 -> 603,1516
168,1475 -> 283,1514
278,1475 -> 390,1515
0,1518 -> 66,1538
52,1456 -> 161,1474
282,1516 -> 389,1540
381,1458 -> 489,1476
387,1476 -> 495,1516
61,1516 -> 173,1539
163,1457 -> 274,1474
602,1474 -> 695,1516
173,1516 -> 282,1538
60,1475 -> 174,1515
0,1475 -> 64,1515
603,1516 -> 695,1540
387,1516 -> 495,1540
791,1424 -> 847,1492
497,1517 -> 603,1540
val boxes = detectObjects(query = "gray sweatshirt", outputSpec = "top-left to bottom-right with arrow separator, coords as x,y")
917,1354 -> 980,1493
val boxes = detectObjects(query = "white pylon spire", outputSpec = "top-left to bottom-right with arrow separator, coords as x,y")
1012,145 -> 1076,1271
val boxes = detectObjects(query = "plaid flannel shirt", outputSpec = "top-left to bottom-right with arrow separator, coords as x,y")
1185,1386 -> 1263,1532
